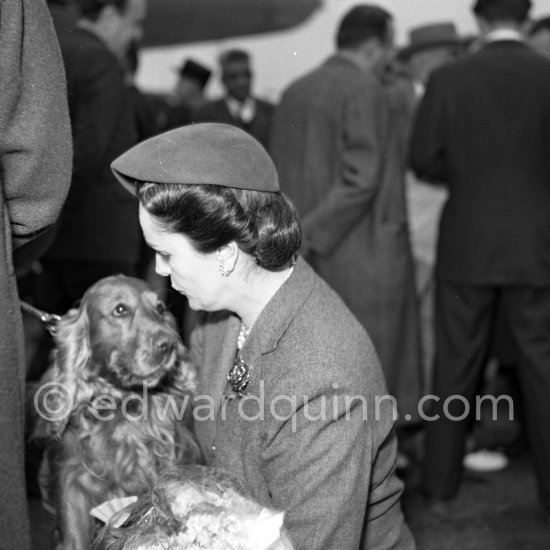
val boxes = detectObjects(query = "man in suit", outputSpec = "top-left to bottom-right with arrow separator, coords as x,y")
0,0 -> 72,546
410,0 -> 550,518
38,0 -> 147,315
270,4 -> 423,430
164,58 -> 212,129
528,16 -> 550,58
398,22 -> 468,100
195,49 -> 274,150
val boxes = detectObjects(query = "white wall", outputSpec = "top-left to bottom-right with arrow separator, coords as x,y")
136,0 -> 550,101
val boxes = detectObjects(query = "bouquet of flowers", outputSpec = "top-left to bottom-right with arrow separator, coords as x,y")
92,465 -> 294,550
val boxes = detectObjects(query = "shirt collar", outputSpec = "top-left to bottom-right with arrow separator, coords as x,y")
225,96 -> 256,123
413,80 -> 425,100
485,28 -> 523,43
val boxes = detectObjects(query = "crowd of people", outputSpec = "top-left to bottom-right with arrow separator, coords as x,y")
3,0 -> 550,547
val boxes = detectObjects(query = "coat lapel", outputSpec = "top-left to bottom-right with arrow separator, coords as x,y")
197,312 -> 240,449
253,257 -> 315,355
196,257 -> 316,449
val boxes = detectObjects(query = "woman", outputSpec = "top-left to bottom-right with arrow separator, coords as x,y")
111,123 -> 414,550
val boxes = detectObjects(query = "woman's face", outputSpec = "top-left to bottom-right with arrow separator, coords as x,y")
139,204 -> 226,312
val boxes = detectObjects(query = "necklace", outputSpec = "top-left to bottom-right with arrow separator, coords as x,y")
236,265 -> 294,352
236,323 -> 251,351
227,265 -> 295,398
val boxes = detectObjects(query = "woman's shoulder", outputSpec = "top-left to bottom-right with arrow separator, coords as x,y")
304,273 -> 368,340
276,260 -> 373,352
269,272 -> 384,392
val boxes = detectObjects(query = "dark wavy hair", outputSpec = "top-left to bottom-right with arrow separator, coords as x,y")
472,0 -> 531,23
136,183 -> 301,271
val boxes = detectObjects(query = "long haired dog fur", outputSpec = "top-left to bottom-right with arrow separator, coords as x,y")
32,275 -> 203,550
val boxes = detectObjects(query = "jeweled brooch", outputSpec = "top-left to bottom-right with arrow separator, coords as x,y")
227,356 -> 251,398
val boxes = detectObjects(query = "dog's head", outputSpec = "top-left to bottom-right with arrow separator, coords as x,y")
33,275 -> 196,441
83,275 -> 182,388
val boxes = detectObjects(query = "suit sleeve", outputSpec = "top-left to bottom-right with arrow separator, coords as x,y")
260,371 -> 414,550
409,71 -> 449,183
0,0 -> 72,250
363,422 -> 416,549
301,81 -> 389,256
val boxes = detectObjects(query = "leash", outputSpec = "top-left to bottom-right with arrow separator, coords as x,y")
20,301 -> 61,335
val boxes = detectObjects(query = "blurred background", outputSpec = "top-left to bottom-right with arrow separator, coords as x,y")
49,0 -> 550,100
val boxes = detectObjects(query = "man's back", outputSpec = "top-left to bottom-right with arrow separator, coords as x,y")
272,53 -> 423,430
272,55 -> 387,237
46,28 -> 141,264
410,41 -> 550,285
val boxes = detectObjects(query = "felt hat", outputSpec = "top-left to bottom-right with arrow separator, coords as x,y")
399,22 -> 464,60
111,123 -> 280,194
175,58 -> 212,89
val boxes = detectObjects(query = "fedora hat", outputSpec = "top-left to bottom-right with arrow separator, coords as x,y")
399,22 -> 464,59
174,58 -> 212,89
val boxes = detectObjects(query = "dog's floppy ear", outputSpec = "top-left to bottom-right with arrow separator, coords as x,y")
32,301 -> 91,443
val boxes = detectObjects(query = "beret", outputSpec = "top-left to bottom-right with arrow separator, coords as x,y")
111,123 -> 280,194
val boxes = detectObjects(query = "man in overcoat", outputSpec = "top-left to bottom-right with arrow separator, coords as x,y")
38,0 -> 147,316
0,0 -> 72,546
410,0 -> 550,517
270,4 -> 422,425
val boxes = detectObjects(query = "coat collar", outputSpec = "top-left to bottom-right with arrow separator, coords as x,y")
197,257 -> 315,436
198,257 -> 316,385
242,256 -> 315,356
325,53 -> 364,73
74,24 -> 109,49
481,38 -> 529,52
324,53 -> 385,86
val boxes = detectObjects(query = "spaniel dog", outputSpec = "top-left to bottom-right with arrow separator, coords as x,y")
32,275 -> 202,550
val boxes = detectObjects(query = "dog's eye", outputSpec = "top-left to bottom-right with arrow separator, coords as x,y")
112,303 -> 129,317
156,302 -> 166,315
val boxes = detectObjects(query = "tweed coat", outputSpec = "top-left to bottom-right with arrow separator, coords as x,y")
410,40 -> 550,286
45,28 -> 142,265
195,97 -> 275,151
270,55 -> 422,423
0,0 -> 72,547
191,258 -> 415,550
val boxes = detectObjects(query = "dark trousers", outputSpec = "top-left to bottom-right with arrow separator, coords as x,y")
422,281 -> 550,511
